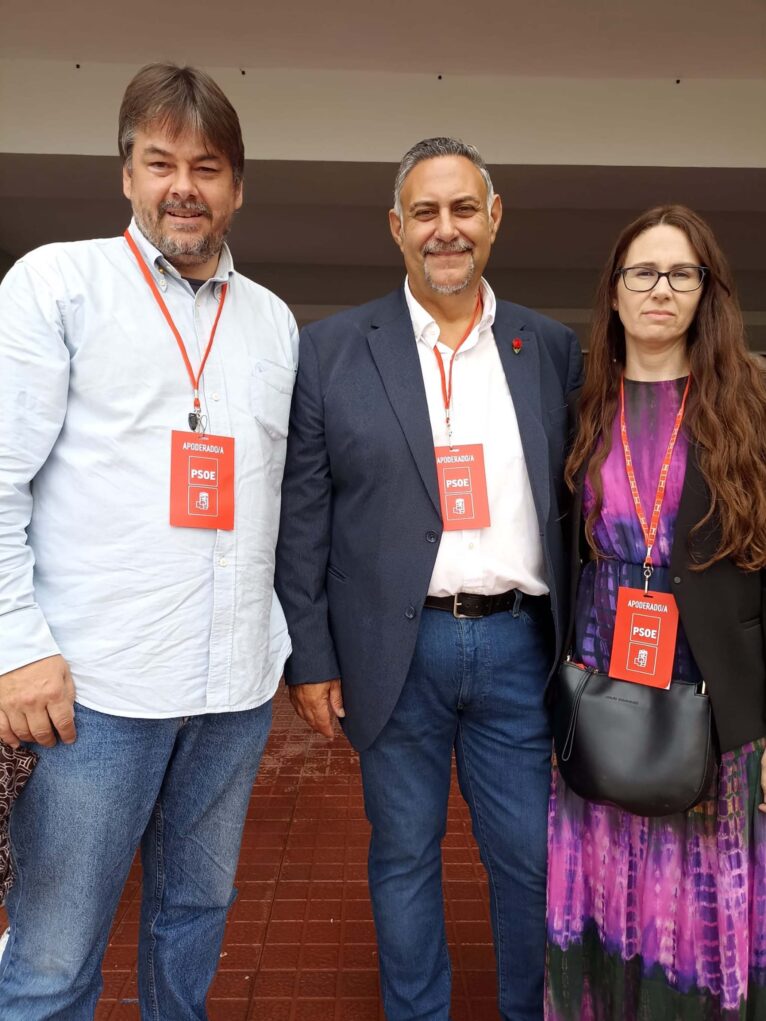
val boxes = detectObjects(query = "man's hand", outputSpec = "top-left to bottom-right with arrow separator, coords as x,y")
0,655 -> 77,748
288,679 -> 345,739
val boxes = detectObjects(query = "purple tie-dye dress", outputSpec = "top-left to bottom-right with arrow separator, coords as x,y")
546,379 -> 766,1020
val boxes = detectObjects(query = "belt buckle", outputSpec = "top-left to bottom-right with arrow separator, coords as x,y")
452,593 -> 482,619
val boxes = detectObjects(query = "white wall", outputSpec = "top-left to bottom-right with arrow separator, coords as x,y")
2,60 -> 764,167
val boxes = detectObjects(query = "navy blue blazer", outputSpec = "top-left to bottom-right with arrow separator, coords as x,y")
275,287 -> 584,750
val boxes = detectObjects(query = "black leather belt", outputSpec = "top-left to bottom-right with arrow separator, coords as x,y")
424,589 -> 533,619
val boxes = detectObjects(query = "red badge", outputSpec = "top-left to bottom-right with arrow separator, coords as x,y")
434,444 -> 491,531
170,431 -> 235,530
610,586 -> 679,688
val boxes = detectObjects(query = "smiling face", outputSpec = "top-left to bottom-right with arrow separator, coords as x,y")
614,224 -> 704,361
389,155 -> 501,300
123,123 -> 243,279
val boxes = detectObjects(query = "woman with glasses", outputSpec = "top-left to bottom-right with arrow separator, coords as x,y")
545,205 -> 766,1019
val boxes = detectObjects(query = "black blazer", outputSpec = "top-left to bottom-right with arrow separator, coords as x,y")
565,447 -> 766,753
276,287 -> 584,751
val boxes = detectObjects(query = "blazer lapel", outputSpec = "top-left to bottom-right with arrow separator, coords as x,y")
367,304 -> 441,515
493,304 -> 550,521
671,444 -> 715,572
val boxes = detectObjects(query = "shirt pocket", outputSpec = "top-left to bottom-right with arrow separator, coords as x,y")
251,360 -> 296,439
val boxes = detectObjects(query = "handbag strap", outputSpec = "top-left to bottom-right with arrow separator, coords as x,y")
560,665 -> 593,761
561,463 -> 588,662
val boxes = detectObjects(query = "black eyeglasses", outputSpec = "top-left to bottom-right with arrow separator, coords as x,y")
615,265 -> 708,293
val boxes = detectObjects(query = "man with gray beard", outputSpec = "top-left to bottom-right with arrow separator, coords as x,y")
276,138 -> 583,1020
0,64 -> 297,1018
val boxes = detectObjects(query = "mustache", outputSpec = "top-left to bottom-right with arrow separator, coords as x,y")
159,200 -> 211,217
422,239 -> 473,256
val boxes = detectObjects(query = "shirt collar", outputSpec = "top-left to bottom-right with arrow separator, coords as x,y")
126,218 -> 235,286
404,276 -> 497,350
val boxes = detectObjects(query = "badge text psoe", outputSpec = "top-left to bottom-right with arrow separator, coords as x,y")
610,586 -> 679,689
434,444 -> 491,531
170,431 -> 235,530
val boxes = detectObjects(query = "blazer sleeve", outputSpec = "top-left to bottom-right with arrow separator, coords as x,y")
564,326 -> 585,396
275,325 -> 341,686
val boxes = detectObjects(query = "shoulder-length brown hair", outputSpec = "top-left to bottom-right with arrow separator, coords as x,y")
566,204 -> 766,571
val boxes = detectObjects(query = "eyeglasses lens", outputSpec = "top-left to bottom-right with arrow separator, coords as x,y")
623,267 -> 704,292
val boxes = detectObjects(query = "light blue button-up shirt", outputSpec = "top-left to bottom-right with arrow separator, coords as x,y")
0,221 -> 298,717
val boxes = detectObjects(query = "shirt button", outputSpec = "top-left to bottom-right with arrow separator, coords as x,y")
212,393 -> 221,401
218,557 -> 229,567
404,605 -> 416,620
425,530 -> 438,543
468,542 -> 475,550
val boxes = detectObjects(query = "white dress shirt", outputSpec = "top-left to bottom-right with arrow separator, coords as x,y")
0,220 -> 298,717
405,278 -> 548,598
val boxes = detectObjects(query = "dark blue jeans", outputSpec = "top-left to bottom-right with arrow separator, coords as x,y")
359,603 -> 553,1021
0,700 -> 272,1020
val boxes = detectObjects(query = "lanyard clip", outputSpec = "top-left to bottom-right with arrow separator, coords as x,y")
189,390 -> 203,432
643,546 -> 653,593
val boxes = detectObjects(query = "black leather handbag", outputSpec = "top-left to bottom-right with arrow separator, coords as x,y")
552,660 -> 718,816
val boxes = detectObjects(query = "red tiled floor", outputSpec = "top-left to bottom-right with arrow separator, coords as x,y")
1,686 -> 497,1019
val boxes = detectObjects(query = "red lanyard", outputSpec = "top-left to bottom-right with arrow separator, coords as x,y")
431,291 -> 483,446
124,230 -> 228,429
619,374 -> 691,589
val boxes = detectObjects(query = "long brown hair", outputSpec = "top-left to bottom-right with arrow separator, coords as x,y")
566,204 -> 766,571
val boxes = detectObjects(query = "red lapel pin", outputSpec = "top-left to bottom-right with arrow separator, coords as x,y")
512,338 -> 523,354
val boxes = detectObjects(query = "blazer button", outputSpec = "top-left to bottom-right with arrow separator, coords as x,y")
404,605 -> 417,620
673,576 -> 682,584
425,530 -> 438,543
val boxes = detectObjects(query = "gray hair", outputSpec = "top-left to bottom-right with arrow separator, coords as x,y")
393,137 -> 495,217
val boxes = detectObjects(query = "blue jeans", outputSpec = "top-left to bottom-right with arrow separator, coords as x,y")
0,700 -> 272,1020
359,602 -> 553,1021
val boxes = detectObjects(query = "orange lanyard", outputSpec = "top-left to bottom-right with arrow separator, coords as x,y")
431,291 -> 483,446
124,230 -> 228,431
619,374 -> 691,590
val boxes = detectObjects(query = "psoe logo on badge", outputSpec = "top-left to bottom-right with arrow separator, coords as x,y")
443,466 -> 473,493
626,641 -> 657,675
189,456 -> 219,488
629,612 -> 661,647
189,486 -> 218,516
446,491 -> 474,520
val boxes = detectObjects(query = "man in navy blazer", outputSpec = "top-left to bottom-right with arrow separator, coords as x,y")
276,138 -> 583,1021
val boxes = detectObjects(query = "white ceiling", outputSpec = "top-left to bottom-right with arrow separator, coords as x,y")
2,0 -> 765,78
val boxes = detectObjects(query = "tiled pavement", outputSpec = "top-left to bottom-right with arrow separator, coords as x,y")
1,685 -> 498,1019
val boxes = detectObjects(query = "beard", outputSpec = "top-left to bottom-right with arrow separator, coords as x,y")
422,239 -> 475,295
133,200 -> 229,267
